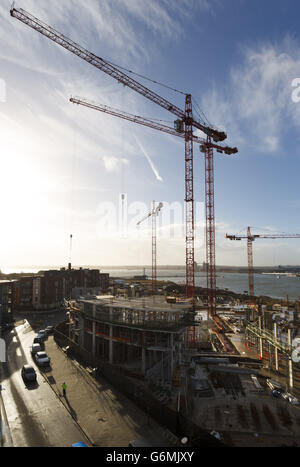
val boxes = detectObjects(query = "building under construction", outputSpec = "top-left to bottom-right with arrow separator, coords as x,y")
68,296 -> 196,380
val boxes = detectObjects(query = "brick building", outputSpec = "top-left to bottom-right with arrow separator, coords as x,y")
12,269 -> 109,312
13,277 -> 35,311
0,280 -> 14,325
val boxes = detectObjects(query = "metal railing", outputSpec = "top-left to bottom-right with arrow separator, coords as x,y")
245,321 -> 292,356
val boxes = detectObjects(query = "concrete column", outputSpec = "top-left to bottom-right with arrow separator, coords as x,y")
273,322 -> 279,371
92,320 -> 96,357
170,334 -> 174,380
109,325 -> 113,364
288,328 -> 294,390
142,348 -> 146,375
258,317 -> 263,360
80,320 -> 84,348
141,331 -> 146,374
178,341 -> 182,366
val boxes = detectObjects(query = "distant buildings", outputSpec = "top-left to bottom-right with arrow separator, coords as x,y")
12,268 -> 110,313
0,280 -> 14,325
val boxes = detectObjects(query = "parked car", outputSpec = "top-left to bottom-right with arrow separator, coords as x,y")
45,326 -> 54,335
282,392 -> 299,405
33,334 -> 45,345
272,389 -> 282,398
35,351 -> 51,367
21,365 -> 37,382
31,343 -> 42,355
37,330 -> 47,340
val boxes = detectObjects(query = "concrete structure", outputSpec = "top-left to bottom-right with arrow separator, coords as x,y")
68,296 -> 193,381
71,286 -> 107,300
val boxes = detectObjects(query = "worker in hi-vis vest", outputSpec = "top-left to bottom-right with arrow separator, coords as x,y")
62,382 -> 67,397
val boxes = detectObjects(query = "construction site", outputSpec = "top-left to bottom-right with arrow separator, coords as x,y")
2,3 -> 300,449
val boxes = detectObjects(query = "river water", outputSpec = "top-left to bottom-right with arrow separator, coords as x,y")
2,267 -> 300,300
102,268 -> 300,300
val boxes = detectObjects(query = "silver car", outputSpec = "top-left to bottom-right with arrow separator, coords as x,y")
37,330 -> 47,340
35,351 -> 51,367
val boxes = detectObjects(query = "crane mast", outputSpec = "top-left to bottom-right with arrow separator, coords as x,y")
137,202 -> 163,294
247,226 -> 255,300
184,95 -> 195,300
202,137 -> 216,317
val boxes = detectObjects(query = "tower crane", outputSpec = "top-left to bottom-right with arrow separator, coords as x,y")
70,97 -> 238,319
226,227 -> 300,301
69,98 -> 237,154
137,201 -> 163,295
10,5 -> 231,306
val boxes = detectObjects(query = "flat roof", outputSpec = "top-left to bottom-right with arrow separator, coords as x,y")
78,295 -> 193,312
0,279 -> 17,284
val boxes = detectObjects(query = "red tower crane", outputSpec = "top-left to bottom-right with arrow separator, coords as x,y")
137,201 -> 163,295
226,227 -> 300,300
11,6 -> 229,305
201,138 -> 216,317
70,97 -> 238,320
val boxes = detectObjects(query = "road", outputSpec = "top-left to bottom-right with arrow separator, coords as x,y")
0,321 -> 90,447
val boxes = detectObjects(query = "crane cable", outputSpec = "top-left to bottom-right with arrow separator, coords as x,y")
106,58 -> 187,97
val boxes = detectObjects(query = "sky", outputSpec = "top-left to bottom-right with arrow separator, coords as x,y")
1,0 -> 300,268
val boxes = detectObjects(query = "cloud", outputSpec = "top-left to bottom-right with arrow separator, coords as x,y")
201,39 -> 300,153
134,135 -> 163,182
102,155 -> 129,173
1,0 -> 218,73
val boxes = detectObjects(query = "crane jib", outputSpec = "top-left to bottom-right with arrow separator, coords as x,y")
10,8 -> 183,116
10,7 -> 223,138
70,98 -> 238,155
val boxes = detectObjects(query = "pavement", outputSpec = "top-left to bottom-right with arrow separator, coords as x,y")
41,335 -> 174,447
0,322 -> 91,447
